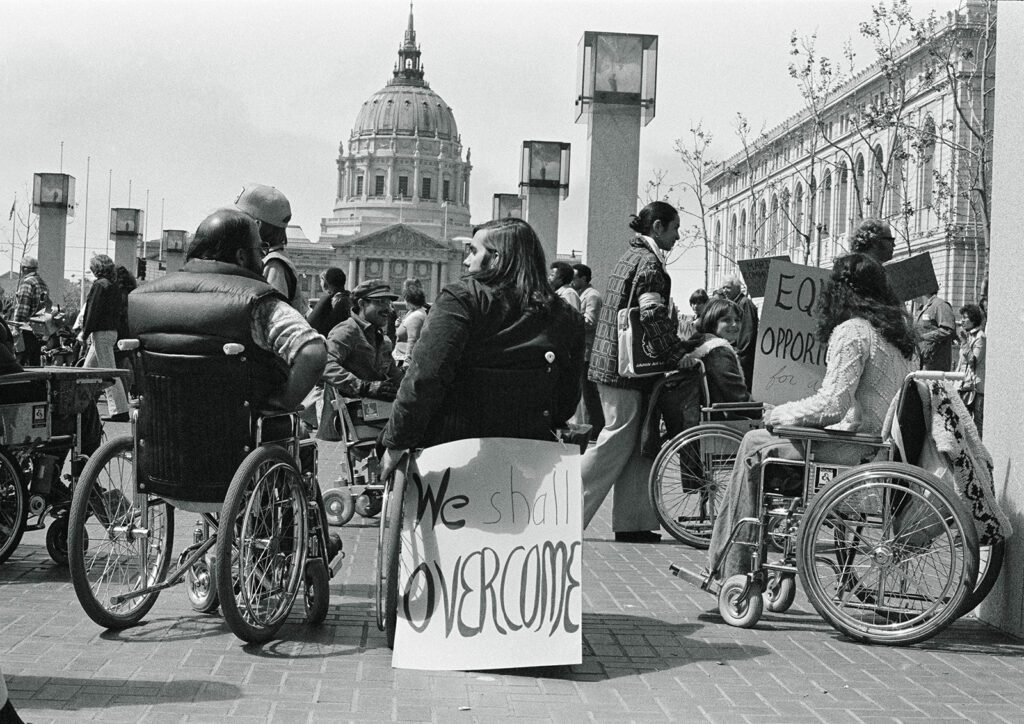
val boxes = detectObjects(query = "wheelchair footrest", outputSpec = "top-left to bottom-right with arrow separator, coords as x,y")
668,563 -> 719,596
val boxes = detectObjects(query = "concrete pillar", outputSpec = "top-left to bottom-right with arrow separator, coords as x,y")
583,104 -> 642,293
164,250 -> 184,274
36,207 -> 68,300
113,238 -> 135,272
977,1 -> 1024,637
348,259 -> 356,288
525,187 -> 560,264
433,261 -> 443,301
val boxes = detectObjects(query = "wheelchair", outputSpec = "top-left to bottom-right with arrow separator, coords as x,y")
648,363 -> 765,547
67,340 -> 341,644
671,370 -> 1003,646
0,366 -> 126,566
319,388 -> 393,527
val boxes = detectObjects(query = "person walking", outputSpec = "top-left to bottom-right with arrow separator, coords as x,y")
915,286 -> 955,371
582,201 -> 692,543
572,262 -> 604,440
379,217 -> 584,477
10,256 -> 50,366
80,254 -> 130,422
956,302 -> 986,434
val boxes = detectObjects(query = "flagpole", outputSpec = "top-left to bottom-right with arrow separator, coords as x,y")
81,157 -> 90,309
8,194 -> 15,278
106,169 -> 112,255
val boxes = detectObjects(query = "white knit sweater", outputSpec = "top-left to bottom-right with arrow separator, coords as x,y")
770,317 -> 917,439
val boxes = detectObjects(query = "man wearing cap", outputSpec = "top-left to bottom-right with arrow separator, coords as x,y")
11,256 -> 51,365
322,280 -> 403,401
850,218 -> 896,264
234,183 -> 309,314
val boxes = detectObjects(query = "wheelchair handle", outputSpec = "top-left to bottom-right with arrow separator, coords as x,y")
117,339 -> 140,351
906,371 -> 965,382
223,343 -> 245,356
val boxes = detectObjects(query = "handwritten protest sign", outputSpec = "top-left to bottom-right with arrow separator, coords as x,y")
884,252 -> 937,302
737,255 -> 791,298
752,260 -> 833,406
391,438 -> 583,671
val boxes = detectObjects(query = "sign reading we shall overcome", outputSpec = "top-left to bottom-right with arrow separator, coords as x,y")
752,260 -> 834,406
391,438 -> 583,671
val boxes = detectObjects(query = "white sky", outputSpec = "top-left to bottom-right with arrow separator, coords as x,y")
0,0 -> 957,296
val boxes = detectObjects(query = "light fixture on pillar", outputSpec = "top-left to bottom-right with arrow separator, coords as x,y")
32,173 -> 75,295
110,208 -> 143,271
575,31 -> 658,126
519,141 -> 570,262
162,229 -> 188,274
574,31 -> 658,291
492,193 -> 523,220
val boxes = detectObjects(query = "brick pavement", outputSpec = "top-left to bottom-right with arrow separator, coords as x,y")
2,430 -> 1023,722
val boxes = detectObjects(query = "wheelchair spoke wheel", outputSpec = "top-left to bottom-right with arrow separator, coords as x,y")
216,446 -> 307,644
69,435 -> 174,629
798,463 -> 978,646
649,426 -> 742,548
376,467 -> 407,649
0,452 -> 28,565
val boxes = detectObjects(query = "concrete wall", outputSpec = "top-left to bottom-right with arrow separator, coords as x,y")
977,1 -> 1024,636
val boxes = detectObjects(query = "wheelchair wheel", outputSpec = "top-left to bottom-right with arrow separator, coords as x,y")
323,487 -> 355,527
763,571 -> 797,613
45,515 -> 70,565
0,451 -> 28,565
69,435 -> 174,629
303,559 -> 330,625
719,574 -> 763,628
185,552 -> 219,614
376,467 -> 407,649
959,538 -> 1005,615
649,425 -> 742,548
216,446 -> 307,644
797,463 -> 978,646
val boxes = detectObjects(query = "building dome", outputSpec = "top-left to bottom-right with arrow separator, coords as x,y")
352,84 -> 458,141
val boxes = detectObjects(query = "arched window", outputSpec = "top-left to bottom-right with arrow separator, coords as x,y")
728,214 -> 738,261
820,171 -> 833,237
920,115 -> 936,225
756,199 -> 767,255
837,162 -> 849,235
793,183 -> 805,251
769,193 -> 780,252
871,145 -> 885,215
854,153 -> 866,222
738,209 -> 747,260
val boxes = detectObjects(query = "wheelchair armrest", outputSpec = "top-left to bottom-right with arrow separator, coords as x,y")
708,402 -> 765,412
768,424 -> 886,447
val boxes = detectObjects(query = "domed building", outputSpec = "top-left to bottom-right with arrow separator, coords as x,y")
313,6 -> 472,301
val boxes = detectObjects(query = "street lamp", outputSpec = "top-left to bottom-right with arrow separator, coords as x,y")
575,31 -> 658,126
492,194 -> 523,220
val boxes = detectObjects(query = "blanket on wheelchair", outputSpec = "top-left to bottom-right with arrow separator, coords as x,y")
925,381 -> 1012,545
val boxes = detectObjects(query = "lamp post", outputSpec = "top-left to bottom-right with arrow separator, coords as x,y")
492,194 -> 523,219
519,141 -> 570,262
575,31 -> 658,290
31,172 -> 75,300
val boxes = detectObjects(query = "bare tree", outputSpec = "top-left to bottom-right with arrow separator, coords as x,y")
672,122 -> 718,286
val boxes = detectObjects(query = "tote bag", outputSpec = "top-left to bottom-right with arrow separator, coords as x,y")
617,277 -> 674,378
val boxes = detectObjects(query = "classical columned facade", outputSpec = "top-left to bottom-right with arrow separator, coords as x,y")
704,3 -> 992,311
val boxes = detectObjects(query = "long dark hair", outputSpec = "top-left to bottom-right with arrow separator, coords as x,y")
470,217 -> 556,313
817,253 -> 917,360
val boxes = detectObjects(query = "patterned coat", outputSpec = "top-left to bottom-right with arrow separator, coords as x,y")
589,236 -> 687,390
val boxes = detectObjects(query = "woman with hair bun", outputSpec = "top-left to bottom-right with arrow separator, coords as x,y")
707,252 -> 918,583
582,201 -> 695,543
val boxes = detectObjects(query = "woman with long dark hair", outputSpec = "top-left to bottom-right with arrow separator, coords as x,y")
379,217 -> 584,476
707,253 -> 918,582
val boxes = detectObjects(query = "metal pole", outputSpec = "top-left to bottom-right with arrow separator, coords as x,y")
81,157 -> 90,309
106,170 -> 112,255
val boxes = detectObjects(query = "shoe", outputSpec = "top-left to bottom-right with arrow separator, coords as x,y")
326,532 -> 343,561
102,412 -> 130,423
614,531 -> 662,543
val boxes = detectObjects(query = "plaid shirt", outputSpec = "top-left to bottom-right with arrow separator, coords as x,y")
589,236 -> 686,389
12,272 -> 49,324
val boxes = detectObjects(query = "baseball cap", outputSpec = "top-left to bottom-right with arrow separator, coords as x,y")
234,184 -> 292,229
352,280 -> 399,301
20,256 -> 38,269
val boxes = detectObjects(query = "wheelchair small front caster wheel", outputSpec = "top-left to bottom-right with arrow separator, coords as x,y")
46,516 -> 70,566
719,574 -> 763,628
355,491 -> 382,518
186,553 -> 219,614
323,488 -> 355,526
763,571 -> 797,613
304,559 -> 330,625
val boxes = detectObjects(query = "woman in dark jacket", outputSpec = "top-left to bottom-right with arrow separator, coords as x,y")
379,217 -> 585,477
81,254 -> 129,421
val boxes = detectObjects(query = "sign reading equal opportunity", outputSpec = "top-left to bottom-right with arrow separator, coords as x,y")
752,260 -> 834,406
391,438 -> 583,671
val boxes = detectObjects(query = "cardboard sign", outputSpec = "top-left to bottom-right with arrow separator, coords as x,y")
884,253 -> 937,302
752,260 -> 834,405
392,438 -> 583,671
737,255 -> 792,298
